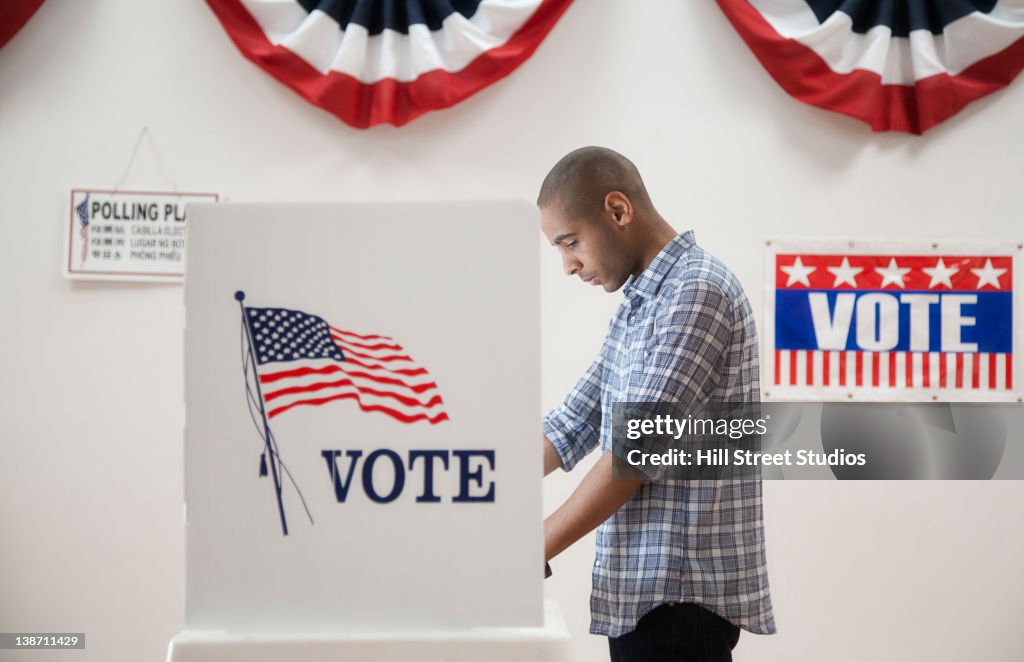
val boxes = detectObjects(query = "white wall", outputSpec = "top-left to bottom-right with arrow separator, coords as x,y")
2,1 -> 1023,661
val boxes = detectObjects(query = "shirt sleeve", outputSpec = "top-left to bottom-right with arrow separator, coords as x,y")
542,350 -> 604,473
635,280 -> 734,404
618,281 -> 735,481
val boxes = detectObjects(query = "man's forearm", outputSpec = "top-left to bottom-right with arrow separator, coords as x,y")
543,452 -> 645,561
543,435 -> 563,476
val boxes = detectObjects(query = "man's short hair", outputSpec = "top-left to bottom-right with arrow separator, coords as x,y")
536,146 -> 652,221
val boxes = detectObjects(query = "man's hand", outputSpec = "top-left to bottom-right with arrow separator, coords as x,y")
543,451 -> 645,562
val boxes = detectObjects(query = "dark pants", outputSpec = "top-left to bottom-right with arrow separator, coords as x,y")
608,602 -> 741,662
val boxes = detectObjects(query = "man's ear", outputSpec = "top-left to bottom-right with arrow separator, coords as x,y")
604,191 -> 633,227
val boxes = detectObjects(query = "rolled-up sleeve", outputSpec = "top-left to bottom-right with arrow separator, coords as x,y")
542,351 -> 604,472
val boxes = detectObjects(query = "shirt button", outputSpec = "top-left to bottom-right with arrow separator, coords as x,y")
627,314 -> 636,324
594,560 -> 601,567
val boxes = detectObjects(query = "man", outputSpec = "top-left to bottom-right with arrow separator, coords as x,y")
538,147 -> 775,661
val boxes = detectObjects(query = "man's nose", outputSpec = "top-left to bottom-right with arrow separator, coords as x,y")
562,252 -> 581,276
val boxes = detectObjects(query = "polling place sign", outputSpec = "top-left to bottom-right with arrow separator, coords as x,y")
64,189 -> 218,281
184,202 -> 542,634
764,240 -> 1022,402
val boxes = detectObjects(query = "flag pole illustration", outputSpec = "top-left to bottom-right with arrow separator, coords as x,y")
235,291 -> 449,535
236,291 -> 295,535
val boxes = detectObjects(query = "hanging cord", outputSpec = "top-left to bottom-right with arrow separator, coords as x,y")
112,126 -> 179,194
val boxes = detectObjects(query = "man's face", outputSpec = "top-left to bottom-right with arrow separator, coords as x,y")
540,203 -> 632,293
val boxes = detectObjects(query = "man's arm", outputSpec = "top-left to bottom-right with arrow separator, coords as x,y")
635,281 -> 734,404
543,281 -> 734,560
543,435 -> 563,476
543,452 -> 645,561
543,349 -> 605,474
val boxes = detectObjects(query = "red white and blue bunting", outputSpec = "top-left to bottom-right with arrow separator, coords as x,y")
206,0 -> 574,128
1,0 -> 45,50
718,1 -> 1024,133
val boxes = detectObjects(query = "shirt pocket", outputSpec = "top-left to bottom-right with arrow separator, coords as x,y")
626,318 -> 658,385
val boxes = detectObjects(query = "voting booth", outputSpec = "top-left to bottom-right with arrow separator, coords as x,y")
166,202 -> 570,661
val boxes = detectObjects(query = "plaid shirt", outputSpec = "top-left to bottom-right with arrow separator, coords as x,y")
543,230 -> 776,638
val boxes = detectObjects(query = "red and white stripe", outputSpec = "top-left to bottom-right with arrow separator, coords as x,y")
744,0 -> 1024,86
0,0 -> 45,50
205,0 -> 574,127
717,0 -> 1024,133
237,0 -> 547,82
774,350 -> 1014,392
256,326 -> 449,424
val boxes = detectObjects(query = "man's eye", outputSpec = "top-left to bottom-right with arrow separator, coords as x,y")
567,241 -> 578,249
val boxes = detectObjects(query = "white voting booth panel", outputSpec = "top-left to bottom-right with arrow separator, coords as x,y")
169,202 -> 568,661
167,601 -> 570,662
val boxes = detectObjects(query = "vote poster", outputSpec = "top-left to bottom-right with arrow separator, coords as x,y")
64,189 -> 218,282
764,240 -> 1022,402
184,202 -> 542,633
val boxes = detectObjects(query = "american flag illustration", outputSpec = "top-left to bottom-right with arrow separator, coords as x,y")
75,194 -> 90,264
768,252 -> 1016,399
243,303 -> 449,424
235,292 -> 449,535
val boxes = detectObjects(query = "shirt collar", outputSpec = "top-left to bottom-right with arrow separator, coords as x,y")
621,230 -> 695,302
